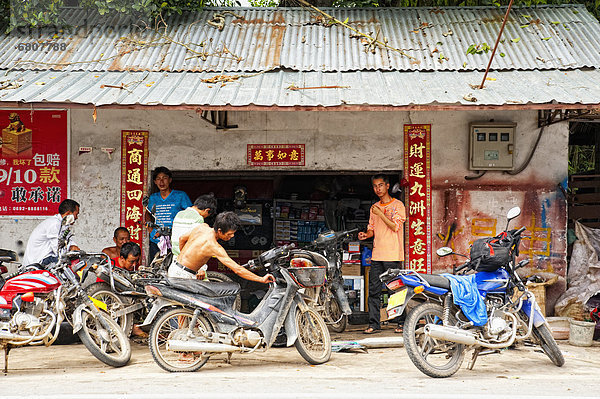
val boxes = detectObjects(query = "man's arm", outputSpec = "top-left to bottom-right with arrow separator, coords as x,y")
213,245 -> 274,284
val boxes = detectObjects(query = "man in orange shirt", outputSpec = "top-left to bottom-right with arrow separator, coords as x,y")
358,174 -> 406,334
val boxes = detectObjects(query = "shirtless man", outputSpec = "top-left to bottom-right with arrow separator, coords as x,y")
102,227 -> 130,259
170,212 -> 273,284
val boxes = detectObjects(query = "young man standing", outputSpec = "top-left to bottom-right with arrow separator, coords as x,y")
102,227 -> 131,259
146,166 -> 192,262
358,174 -> 406,334
22,199 -> 81,266
170,193 -> 217,260
170,212 -> 274,284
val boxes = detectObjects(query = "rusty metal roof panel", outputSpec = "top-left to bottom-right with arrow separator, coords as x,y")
2,69 -> 600,107
1,5 -> 600,73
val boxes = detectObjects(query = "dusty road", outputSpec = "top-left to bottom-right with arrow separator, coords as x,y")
1,325 -> 599,399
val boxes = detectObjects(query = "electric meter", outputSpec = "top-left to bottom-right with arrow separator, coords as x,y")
469,122 -> 516,171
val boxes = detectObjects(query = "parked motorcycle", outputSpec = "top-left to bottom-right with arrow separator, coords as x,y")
88,256 -> 240,336
0,242 -> 131,371
303,229 -> 356,332
141,243 -> 331,372
380,207 -> 564,378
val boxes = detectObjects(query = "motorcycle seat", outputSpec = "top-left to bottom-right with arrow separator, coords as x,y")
166,278 -> 241,298
419,274 -> 451,290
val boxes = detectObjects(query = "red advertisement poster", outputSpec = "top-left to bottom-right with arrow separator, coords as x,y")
120,130 -> 149,254
404,124 -> 432,274
247,144 -> 305,166
0,109 -> 69,217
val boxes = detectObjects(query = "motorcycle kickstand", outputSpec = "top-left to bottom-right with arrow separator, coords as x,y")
467,347 -> 481,370
226,352 -> 233,364
3,345 -> 10,374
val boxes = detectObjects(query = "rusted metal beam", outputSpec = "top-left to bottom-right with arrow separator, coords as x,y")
480,0 -> 515,89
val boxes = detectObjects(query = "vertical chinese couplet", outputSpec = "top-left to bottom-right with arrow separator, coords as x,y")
404,124 -> 432,274
0,110 -> 69,216
121,130 -> 149,255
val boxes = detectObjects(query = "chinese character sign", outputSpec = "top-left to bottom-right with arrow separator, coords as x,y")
404,124 -> 432,274
121,131 -> 149,252
247,144 -> 305,166
0,109 -> 69,216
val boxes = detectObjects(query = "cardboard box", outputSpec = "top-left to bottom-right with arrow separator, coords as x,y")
380,308 -> 389,322
342,263 -> 361,276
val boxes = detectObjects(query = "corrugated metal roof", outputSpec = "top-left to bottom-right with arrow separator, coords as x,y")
2,69 -> 600,107
1,5 -> 599,73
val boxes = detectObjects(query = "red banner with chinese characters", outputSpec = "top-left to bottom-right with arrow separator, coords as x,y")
404,124 -> 432,274
120,130 -> 149,254
0,109 -> 69,217
247,144 -> 305,166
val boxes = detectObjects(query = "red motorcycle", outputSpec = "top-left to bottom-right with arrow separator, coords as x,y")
0,247 -> 131,372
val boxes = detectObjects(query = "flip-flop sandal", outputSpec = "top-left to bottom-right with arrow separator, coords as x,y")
394,327 -> 403,333
363,328 -> 381,334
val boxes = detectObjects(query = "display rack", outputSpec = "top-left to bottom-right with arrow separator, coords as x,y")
273,199 -> 328,245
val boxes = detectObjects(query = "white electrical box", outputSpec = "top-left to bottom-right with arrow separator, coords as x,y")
469,122 -> 516,171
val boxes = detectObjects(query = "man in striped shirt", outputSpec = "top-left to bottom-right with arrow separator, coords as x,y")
169,194 -> 217,276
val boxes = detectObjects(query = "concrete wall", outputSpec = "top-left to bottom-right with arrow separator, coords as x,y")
1,108 -> 568,304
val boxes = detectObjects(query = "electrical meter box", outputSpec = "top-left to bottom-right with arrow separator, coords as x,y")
469,122 -> 516,171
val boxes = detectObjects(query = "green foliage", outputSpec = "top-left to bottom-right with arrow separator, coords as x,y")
569,145 -> 596,175
248,0 -> 279,6
466,42 -> 490,54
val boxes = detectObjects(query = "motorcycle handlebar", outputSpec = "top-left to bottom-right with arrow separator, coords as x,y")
379,268 -> 401,281
514,226 -> 527,236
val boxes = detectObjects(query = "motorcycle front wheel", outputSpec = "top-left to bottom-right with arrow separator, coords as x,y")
76,306 -> 131,367
403,302 -> 465,378
532,324 -> 565,367
148,308 -> 213,372
324,293 -> 347,333
294,307 -> 331,365
86,282 -> 134,337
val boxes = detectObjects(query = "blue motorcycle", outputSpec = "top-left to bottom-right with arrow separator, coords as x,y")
380,207 -> 564,378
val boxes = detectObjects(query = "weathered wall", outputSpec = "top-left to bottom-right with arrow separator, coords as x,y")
0,108 -> 568,305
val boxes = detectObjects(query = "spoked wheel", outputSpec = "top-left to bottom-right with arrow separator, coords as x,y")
532,324 -> 565,367
403,302 -> 465,378
76,306 -> 131,367
86,282 -> 134,337
205,271 -> 241,311
323,293 -> 347,333
148,308 -> 213,372
294,307 -> 331,365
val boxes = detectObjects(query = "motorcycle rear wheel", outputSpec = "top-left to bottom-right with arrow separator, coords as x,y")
77,306 -> 131,367
205,271 -> 241,311
294,307 -> 331,365
148,308 -> 213,372
86,282 -> 134,337
532,324 -> 565,367
403,302 -> 465,378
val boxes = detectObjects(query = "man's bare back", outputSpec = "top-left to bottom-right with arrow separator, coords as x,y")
177,221 -> 273,284
178,223 -> 221,272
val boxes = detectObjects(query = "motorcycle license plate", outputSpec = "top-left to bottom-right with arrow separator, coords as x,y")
387,290 -> 408,311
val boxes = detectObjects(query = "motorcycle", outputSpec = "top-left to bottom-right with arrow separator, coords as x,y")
141,243 -> 331,372
380,206 -> 564,378
0,226 -> 131,371
87,253 -> 241,337
303,229 -> 356,332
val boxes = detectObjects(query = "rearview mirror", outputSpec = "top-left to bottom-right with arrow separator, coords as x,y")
436,247 -> 453,257
506,207 -> 521,221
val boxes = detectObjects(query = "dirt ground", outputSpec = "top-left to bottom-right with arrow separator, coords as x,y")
1,324 -> 599,399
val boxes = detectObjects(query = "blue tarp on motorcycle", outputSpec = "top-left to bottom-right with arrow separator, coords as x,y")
441,274 -> 488,326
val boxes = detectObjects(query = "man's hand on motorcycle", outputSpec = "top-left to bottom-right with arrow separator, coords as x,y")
262,274 -> 275,284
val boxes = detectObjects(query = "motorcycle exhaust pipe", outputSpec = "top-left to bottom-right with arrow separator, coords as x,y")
424,324 -> 478,346
333,282 -> 353,316
166,340 -> 240,353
